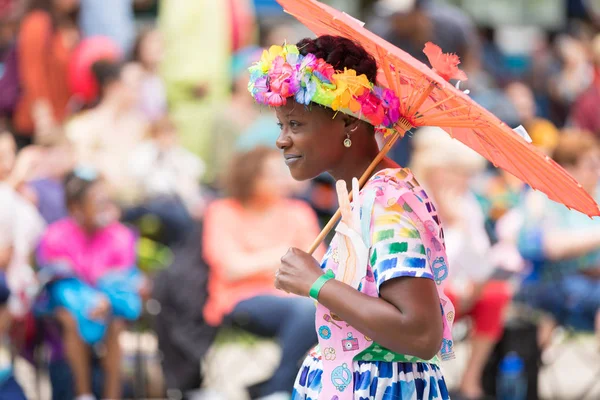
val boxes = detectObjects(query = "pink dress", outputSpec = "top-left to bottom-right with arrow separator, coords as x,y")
292,168 -> 454,400
37,218 -> 136,286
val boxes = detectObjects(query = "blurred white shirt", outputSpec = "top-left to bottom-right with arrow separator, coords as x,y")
443,192 -> 494,285
0,184 -> 45,316
129,141 -> 205,212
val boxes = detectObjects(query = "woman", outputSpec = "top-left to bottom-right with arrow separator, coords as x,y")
248,36 -> 454,399
203,147 -> 323,399
37,168 -> 145,400
516,130 -> 600,344
411,127 -> 511,400
13,0 -> 80,147
66,60 -> 147,205
129,28 -> 168,122
126,115 -> 203,245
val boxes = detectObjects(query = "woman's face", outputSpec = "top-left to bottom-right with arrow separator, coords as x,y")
252,153 -> 294,202
275,100 -> 347,181
139,30 -> 164,69
425,165 -> 471,196
74,181 -> 117,232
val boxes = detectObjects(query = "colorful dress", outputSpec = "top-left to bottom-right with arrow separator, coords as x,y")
292,168 -> 454,400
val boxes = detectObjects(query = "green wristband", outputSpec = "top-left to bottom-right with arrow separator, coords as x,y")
309,270 -> 335,301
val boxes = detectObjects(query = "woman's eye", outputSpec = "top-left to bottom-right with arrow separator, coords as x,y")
276,122 -> 283,130
290,121 -> 301,128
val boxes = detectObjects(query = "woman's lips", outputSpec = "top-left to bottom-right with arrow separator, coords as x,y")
284,154 -> 302,165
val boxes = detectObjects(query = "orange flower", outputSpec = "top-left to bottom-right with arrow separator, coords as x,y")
423,42 -> 468,82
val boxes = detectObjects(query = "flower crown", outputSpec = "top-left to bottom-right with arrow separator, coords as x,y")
247,44 -> 402,135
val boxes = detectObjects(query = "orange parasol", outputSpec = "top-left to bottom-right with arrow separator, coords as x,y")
273,0 -> 600,253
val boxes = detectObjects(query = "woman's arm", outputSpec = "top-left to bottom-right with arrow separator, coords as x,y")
318,276 -> 443,360
543,228 -> 600,261
276,195 -> 445,360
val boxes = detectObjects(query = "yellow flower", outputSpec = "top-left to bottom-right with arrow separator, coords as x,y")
330,69 -> 371,111
259,45 -> 284,73
282,44 -> 299,57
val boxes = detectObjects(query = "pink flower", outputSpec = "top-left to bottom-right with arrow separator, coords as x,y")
381,88 -> 400,126
423,42 -> 468,82
356,91 -> 385,126
313,58 -> 335,83
265,92 -> 286,107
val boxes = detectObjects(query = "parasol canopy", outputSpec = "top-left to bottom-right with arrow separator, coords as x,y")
276,0 -> 599,219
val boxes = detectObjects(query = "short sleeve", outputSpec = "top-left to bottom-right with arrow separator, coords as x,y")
369,196 -> 432,291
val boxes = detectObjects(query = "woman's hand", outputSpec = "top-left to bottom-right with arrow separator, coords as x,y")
275,247 -> 323,297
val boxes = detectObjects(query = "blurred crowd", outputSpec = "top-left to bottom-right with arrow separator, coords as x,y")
0,0 -> 600,399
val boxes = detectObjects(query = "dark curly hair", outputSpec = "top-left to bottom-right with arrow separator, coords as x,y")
64,167 -> 101,208
296,35 -> 378,83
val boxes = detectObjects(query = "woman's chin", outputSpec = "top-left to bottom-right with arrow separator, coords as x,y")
288,167 -> 317,182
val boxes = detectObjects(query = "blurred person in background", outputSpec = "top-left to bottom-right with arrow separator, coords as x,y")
516,130 -> 600,348
412,127 -> 511,400
0,131 -> 45,319
13,0 -> 80,148
129,28 -> 167,122
505,81 -> 560,156
210,45 -> 266,184
79,0 -> 135,56
203,147 -> 323,400
158,0 -> 233,183
22,138 -> 74,224
368,0 -> 479,69
570,33 -> 600,136
0,201 -> 27,399
66,60 -> 147,206
472,82 -> 561,242
37,168 -> 145,400
126,115 -> 204,245
367,0 -> 479,168
0,132 -> 44,399
548,34 -> 594,126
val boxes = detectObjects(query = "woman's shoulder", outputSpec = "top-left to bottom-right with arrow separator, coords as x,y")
102,222 -> 136,243
41,218 -> 79,248
367,168 -> 427,208
21,10 -> 52,28
280,198 -> 316,214
204,198 -> 242,217
19,11 -> 53,39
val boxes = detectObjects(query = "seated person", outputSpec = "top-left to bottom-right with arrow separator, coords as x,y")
516,131 -> 600,344
37,168 -> 145,400
203,147 -> 324,400
125,115 -> 204,245
411,127 -> 512,400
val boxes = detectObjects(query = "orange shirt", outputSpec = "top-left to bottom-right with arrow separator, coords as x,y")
14,11 -> 73,135
203,198 -> 325,326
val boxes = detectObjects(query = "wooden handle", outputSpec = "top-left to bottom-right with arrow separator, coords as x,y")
307,121 -> 412,254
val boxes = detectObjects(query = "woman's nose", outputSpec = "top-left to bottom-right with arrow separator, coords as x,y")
276,130 -> 292,150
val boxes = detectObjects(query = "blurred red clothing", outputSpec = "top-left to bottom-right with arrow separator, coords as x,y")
13,11 -> 74,135
203,198 -> 324,326
571,73 -> 600,137
445,280 -> 511,340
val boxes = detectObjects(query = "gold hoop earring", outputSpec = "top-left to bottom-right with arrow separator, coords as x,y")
344,133 -> 352,148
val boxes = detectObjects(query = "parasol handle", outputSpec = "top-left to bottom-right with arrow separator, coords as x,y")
307,119 -> 413,255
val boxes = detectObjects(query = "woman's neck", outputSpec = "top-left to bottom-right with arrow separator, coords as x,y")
241,197 -> 280,214
329,139 -> 398,190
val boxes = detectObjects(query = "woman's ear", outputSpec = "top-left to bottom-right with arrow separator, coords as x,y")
343,116 -> 361,133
